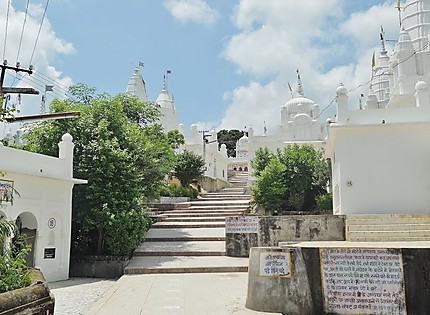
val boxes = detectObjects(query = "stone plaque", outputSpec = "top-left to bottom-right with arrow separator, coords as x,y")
226,216 -> 259,234
44,248 -> 56,259
320,248 -> 406,315
258,252 -> 292,278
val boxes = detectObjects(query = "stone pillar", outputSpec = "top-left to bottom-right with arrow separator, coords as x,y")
415,80 -> 430,108
336,84 -> 349,123
58,133 -> 74,178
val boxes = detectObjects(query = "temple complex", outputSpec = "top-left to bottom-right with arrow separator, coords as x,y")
327,0 -> 430,215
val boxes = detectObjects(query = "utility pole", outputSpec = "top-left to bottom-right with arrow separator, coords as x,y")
0,60 -> 37,116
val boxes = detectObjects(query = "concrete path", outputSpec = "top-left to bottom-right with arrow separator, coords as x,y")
86,273 -> 281,315
49,278 -> 116,315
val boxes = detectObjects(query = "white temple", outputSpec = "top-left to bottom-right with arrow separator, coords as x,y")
234,72 -> 326,185
126,68 -> 230,186
326,0 -> 430,215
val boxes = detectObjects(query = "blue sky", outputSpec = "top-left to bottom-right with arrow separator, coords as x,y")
1,0 -> 402,136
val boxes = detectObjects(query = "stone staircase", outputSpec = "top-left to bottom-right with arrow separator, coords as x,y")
125,172 -> 251,274
346,214 -> 430,242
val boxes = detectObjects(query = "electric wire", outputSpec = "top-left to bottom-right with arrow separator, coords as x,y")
16,0 -> 31,64
2,0 -> 11,61
29,0 -> 50,65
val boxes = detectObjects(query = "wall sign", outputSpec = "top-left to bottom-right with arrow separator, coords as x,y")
44,248 -> 56,259
320,248 -> 406,315
47,218 -> 56,229
258,252 -> 292,278
226,216 -> 259,234
0,179 -> 14,204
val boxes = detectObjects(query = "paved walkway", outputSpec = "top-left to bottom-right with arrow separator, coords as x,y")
86,273 -> 280,315
49,278 -> 116,315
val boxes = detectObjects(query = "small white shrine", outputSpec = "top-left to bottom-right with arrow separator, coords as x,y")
326,0 -> 430,215
0,134 -> 86,281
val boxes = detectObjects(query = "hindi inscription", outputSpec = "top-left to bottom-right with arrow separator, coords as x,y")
320,248 -> 406,315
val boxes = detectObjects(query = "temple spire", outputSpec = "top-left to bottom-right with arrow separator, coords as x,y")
296,69 -> 304,97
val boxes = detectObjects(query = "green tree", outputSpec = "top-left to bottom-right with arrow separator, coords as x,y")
251,159 -> 287,214
167,129 -> 185,149
23,84 -> 175,255
217,129 -> 244,157
174,150 -> 205,187
251,147 -> 274,177
250,144 -> 330,213
276,145 -> 330,211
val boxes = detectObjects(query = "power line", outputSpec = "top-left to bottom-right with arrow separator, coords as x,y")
16,0 -> 31,64
29,0 -> 50,65
3,0 -> 11,61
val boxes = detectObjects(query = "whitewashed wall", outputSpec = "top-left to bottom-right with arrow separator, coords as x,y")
0,134 -> 85,281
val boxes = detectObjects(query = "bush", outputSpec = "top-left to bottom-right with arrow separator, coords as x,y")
316,193 -> 333,211
251,159 -> 287,214
159,184 -> 198,199
0,221 -> 31,293
251,144 -> 331,214
174,150 -> 205,187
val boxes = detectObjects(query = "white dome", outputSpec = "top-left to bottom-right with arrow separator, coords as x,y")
282,96 -> 315,113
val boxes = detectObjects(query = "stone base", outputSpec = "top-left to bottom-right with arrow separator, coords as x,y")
69,255 -> 130,278
0,269 -> 55,315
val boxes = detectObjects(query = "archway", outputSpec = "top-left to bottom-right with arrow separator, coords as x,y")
16,212 -> 38,267
244,166 -> 248,171
239,167 -> 243,171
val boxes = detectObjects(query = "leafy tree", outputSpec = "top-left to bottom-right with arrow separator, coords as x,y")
251,159 -> 287,214
23,84 -> 175,255
251,147 -> 274,177
217,129 -> 244,157
276,145 -> 330,211
174,150 -> 205,187
251,144 -> 331,213
167,129 -> 185,149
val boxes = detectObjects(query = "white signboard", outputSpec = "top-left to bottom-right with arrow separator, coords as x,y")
320,248 -> 406,315
226,216 -> 259,234
259,252 -> 292,278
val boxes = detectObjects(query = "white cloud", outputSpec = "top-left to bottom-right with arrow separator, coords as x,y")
163,0 -> 219,26
0,0 -> 74,136
219,0 -> 399,133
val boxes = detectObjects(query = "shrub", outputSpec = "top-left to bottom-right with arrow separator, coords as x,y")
251,144 -> 331,214
0,221 -> 31,293
159,184 -> 198,199
316,193 -> 333,211
174,150 -> 205,187
251,159 -> 287,214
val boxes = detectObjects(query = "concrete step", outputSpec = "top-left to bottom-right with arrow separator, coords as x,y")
200,195 -> 250,200
346,214 -> 430,225
144,227 -> 225,242
348,223 -> 430,231
133,241 -> 226,256
347,230 -> 430,241
347,236 -> 430,242
188,204 -> 249,210
156,212 -> 244,218
158,209 -> 246,215
124,256 -> 249,274
151,221 -> 225,229
158,216 -> 227,222
191,200 -> 250,206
